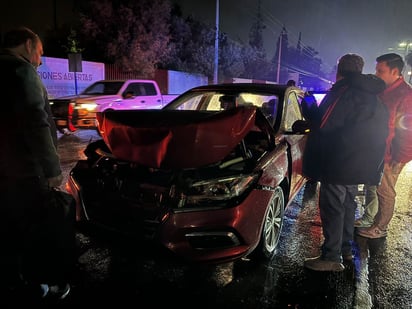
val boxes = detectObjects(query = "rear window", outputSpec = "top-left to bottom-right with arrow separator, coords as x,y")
124,83 -> 157,96
82,82 -> 124,95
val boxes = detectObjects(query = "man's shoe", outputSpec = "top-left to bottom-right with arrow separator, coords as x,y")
41,283 -> 71,300
40,284 -> 49,298
357,226 -> 387,239
354,219 -> 373,228
304,256 -> 345,272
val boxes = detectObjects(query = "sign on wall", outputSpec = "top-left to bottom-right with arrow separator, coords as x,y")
38,56 -> 105,99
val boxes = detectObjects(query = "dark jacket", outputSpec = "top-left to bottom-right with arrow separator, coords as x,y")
0,50 -> 61,181
302,73 -> 388,185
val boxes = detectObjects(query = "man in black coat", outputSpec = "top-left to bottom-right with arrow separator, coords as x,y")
0,27 -> 73,301
301,54 -> 388,271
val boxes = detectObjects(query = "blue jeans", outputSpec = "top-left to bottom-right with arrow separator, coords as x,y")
319,183 -> 358,262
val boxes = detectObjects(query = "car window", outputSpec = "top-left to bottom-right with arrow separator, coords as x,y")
168,91 -> 279,113
124,83 -> 157,96
261,98 -> 279,126
82,82 -> 124,95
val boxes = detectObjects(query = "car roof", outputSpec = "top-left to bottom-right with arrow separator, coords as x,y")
188,83 -> 289,94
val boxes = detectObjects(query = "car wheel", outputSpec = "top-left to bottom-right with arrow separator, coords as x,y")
254,186 -> 285,260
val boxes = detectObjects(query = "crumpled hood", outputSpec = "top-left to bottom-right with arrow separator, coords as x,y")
96,107 -> 257,169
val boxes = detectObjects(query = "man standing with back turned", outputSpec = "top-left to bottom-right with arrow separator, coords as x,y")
357,53 -> 412,238
301,54 -> 388,271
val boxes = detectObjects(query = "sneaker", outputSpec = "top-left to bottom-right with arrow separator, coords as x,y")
354,219 -> 373,228
304,256 -> 345,272
39,284 -> 49,298
41,283 -> 71,300
357,226 -> 387,239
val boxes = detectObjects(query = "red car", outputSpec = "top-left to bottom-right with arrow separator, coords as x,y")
67,83 -> 309,264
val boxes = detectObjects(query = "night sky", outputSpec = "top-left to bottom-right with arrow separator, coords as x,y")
1,0 -> 411,74
174,0 -> 412,74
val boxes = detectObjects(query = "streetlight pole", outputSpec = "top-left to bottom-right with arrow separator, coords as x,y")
276,34 -> 282,84
213,0 -> 219,84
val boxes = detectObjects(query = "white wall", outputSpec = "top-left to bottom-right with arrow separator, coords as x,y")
38,56 -> 208,99
167,70 -> 208,94
38,56 -> 105,99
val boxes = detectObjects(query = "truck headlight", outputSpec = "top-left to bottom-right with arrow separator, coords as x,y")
75,103 -> 98,112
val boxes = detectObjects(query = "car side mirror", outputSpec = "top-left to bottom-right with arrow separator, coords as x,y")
292,120 -> 311,134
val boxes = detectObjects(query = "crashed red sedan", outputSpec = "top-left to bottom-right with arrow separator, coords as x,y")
67,83 -> 309,264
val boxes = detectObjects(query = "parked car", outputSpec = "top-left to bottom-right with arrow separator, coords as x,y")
50,79 -> 178,133
67,83 -> 309,264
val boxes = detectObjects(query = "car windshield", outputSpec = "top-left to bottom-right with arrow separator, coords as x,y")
82,81 -> 124,95
164,91 -> 279,112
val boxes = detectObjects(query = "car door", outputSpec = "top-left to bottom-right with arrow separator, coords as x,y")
281,88 -> 308,198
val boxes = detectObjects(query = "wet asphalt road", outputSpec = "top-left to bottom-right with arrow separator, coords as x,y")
56,130 -> 412,309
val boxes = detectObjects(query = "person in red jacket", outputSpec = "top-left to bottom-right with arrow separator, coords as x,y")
357,53 -> 412,238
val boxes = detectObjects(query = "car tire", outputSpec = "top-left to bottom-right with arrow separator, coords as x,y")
253,186 -> 285,260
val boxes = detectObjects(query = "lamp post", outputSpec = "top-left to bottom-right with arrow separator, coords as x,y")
276,34 -> 282,84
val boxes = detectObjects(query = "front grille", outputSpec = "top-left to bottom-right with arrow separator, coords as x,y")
81,183 -> 171,240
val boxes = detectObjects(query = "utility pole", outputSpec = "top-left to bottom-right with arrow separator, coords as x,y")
276,30 -> 284,84
213,0 -> 219,84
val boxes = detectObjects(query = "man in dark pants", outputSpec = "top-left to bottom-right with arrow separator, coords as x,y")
0,27 -> 73,301
301,54 -> 388,271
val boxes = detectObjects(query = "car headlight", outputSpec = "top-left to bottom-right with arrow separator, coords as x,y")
75,103 -> 98,112
174,173 -> 259,208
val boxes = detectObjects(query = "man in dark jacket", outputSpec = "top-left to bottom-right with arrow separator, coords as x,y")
301,54 -> 388,271
0,27 -> 72,301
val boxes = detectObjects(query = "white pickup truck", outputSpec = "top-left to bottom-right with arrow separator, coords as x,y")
50,79 -> 178,133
